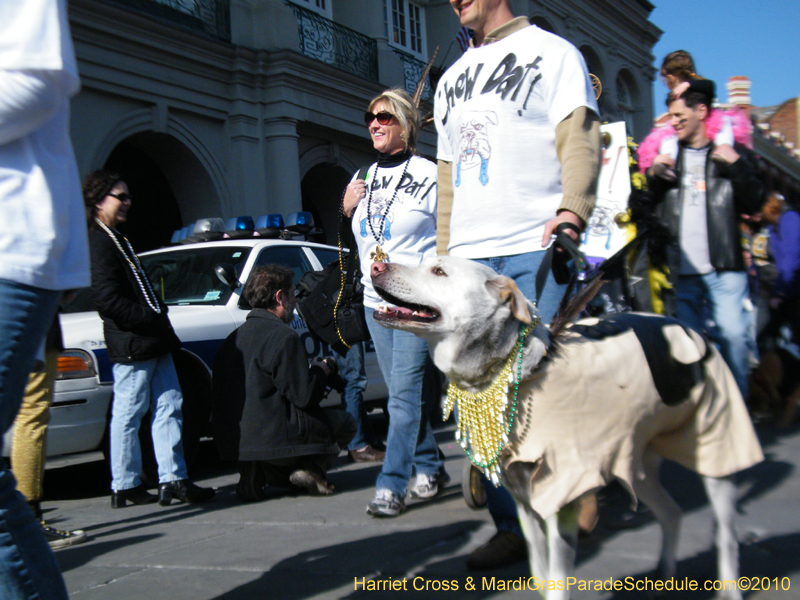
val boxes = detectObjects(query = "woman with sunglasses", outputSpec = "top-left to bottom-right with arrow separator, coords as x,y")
343,89 -> 447,518
83,170 -> 214,509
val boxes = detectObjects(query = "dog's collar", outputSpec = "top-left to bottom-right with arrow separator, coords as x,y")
444,319 -> 539,485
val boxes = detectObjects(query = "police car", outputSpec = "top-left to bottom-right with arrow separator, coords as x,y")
3,214 -> 386,470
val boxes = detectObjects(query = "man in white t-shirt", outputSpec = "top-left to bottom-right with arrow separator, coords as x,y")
434,0 -> 601,571
0,1 -> 90,597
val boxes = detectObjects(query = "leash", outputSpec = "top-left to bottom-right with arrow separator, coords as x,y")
534,222 -> 587,311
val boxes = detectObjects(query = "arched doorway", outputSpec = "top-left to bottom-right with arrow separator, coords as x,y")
301,163 -> 352,246
103,131 -> 222,252
104,140 -> 181,252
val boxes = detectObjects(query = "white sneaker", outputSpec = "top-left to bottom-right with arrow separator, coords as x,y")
41,521 -> 87,549
366,488 -> 406,517
409,471 -> 450,500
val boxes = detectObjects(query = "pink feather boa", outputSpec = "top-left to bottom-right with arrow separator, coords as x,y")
636,107 -> 753,173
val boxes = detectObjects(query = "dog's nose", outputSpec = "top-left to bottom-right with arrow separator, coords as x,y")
371,261 -> 388,277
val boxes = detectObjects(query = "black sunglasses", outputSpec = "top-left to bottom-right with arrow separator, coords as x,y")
364,111 -> 395,125
108,192 -> 132,203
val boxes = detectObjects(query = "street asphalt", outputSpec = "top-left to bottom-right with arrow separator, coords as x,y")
41,417 -> 800,600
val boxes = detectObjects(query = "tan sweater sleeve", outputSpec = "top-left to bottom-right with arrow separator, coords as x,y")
554,106 -> 601,224
436,160 -> 453,255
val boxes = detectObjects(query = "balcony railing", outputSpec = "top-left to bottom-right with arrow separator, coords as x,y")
103,0 -> 231,42
392,49 -> 436,102
286,1 -> 378,83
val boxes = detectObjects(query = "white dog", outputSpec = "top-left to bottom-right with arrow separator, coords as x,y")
370,256 -> 763,600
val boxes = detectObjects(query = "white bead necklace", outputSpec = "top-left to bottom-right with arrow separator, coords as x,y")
94,218 -> 162,314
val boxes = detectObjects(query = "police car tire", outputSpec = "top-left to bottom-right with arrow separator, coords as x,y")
135,351 -> 212,486
173,350 -> 212,474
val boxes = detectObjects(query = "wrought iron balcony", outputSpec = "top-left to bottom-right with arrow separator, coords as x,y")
285,1 -> 378,83
103,0 -> 231,42
392,49 -> 436,102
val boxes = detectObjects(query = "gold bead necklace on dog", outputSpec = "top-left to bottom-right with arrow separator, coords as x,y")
443,320 -> 538,485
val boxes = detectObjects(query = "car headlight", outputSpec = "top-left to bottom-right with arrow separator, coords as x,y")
56,350 -> 97,380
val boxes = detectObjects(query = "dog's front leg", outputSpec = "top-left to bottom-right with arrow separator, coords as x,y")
517,502 -> 548,593
545,502 -> 580,600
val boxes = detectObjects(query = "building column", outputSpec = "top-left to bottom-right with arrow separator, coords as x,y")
264,116 -> 302,217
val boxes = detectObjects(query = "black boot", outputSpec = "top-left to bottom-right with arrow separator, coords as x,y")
158,479 -> 215,505
111,484 -> 158,509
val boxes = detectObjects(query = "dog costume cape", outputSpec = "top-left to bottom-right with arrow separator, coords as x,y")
502,313 -> 764,519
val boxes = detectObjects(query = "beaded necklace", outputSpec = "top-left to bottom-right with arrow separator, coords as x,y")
366,157 -> 410,263
94,218 -> 162,314
443,320 -> 538,485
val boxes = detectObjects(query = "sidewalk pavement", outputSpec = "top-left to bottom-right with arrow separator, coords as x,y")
45,421 -> 800,599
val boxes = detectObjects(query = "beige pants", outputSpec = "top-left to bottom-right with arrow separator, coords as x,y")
11,349 -> 58,503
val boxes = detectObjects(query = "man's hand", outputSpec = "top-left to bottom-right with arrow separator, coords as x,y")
649,154 -> 676,180
542,210 -> 583,247
711,143 -> 739,165
311,356 -> 333,376
342,180 -> 366,218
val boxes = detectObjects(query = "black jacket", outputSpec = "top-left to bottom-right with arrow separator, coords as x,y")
211,308 -> 338,461
647,142 -> 764,275
89,227 -> 181,363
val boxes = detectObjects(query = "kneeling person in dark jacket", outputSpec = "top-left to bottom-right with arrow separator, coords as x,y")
213,265 -> 355,500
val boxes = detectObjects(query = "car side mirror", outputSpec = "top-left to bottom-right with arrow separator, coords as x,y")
214,263 -> 241,289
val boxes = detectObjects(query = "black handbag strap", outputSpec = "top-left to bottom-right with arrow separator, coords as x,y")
338,169 -> 369,299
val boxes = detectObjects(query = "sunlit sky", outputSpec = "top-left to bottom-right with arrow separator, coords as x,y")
649,0 -> 800,108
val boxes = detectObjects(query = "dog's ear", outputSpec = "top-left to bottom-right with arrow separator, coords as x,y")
488,277 -> 532,324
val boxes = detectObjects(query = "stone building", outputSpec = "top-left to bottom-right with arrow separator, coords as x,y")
719,77 -> 800,203
68,0 -> 660,249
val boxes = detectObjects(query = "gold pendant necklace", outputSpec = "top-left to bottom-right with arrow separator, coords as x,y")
366,157 -> 411,263
443,320 -> 538,485
370,245 -> 388,263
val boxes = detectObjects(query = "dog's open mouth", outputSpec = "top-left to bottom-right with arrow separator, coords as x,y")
373,286 -> 440,324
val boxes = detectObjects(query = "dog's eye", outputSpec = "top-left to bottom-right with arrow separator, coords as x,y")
432,266 -> 447,277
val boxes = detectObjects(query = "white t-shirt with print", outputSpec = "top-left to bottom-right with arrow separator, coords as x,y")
351,155 -> 437,309
434,24 -> 598,259
679,146 -> 713,275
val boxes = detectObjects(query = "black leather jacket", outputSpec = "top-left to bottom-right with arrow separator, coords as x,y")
646,142 -> 764,275
89,227 -> 181,363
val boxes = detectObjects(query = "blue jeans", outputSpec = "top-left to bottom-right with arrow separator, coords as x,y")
332,344 -> 375,451
676,271 -> 751,397
365,308 -> 443,497
473,252 -> 566,535
0,280 -> 68,600
110,353 -> 188,490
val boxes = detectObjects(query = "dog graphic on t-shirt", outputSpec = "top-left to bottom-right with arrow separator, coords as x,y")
456,111 -> 497,187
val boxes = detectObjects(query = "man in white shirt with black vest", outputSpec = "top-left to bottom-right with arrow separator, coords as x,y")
434,0 -> 601,571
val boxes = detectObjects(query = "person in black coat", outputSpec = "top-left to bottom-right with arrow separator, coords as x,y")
212,264 -> 355,501
83,170 -> 214,508
646,90 -> 765,398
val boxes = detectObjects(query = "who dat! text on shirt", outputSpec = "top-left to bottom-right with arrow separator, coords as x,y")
438,53 -> 543,125
368,172 -> 437,202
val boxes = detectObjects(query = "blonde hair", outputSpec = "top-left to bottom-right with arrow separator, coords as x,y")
369,88 -> 420,154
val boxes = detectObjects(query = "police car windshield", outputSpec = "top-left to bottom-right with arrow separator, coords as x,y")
139,246 -> 252,306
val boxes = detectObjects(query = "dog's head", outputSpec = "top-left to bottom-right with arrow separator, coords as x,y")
457,111 -> 497,166
371,256 -> 548,390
